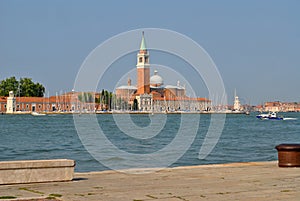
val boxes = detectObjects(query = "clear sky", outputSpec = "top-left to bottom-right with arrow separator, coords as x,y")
0,0 -> 299,105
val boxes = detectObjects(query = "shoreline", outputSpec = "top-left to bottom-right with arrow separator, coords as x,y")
2,111 -> 247,115
75,160 -> 277,174
2,111 -> 300,115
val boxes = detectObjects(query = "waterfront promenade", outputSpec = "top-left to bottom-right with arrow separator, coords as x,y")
0,161 -> 299,201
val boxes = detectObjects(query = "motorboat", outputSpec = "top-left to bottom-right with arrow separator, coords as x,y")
267,112 -> 283,120
31,112 -> 46,116
256,112 -> 270,119
256,112 -> 283,120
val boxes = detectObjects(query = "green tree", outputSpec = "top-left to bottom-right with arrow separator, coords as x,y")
78,92 -> 93,103
0,77 -> 45,97
99,89 -> 114,110
19,78 -> 45,97
0,76 -> 19,96
34,82 -> 45,97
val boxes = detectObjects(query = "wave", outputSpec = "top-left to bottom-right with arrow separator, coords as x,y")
283,118 -> 298,121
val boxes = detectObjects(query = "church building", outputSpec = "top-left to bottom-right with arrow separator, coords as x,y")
116,32 -> 210,112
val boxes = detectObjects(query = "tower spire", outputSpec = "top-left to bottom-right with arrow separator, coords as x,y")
140,31 -> 147,51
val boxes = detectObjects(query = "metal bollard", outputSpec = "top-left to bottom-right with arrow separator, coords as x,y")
275,144 -> 300,167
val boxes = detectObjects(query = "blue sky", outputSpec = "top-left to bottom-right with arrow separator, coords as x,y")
0,0 -> 299,105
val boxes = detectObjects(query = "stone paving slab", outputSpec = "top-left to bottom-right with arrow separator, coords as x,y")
0,161 -> 299,201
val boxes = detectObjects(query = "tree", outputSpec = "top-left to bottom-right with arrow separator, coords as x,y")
0,77 -> 45,97
34,82 -> 45,97
99,89 -> 114,110
0,76 -> 19,96
19,78 -> 45,97
78,92 -> 93,103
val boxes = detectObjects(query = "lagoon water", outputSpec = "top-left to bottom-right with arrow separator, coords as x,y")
0,113 -> 299,172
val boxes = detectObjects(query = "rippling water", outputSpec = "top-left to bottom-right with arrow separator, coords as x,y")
0,113 -> 299,172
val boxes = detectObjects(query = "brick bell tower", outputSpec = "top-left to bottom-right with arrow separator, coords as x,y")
136,32 -> 150,94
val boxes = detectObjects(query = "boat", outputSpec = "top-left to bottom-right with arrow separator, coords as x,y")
256,112 -> 283,120
256,112 -> 270,119
31,112 -> 46,116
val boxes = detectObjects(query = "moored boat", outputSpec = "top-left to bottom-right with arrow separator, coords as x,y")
31,112 -> 46,116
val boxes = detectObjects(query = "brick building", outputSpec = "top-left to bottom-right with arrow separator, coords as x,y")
115,32 -> 210,112
0,91 -> 97,114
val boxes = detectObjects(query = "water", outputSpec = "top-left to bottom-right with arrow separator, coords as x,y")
0,113 -> 299,172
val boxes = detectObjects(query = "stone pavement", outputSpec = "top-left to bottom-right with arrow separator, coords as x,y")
0,161 -> 299,201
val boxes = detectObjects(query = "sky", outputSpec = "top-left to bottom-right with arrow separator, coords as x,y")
0,0 -> 299,105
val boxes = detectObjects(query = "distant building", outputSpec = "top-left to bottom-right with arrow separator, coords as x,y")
264,101 -> 281,112
6,91 -> 16,114
259,101 -> 300,112
0,91 -> 97,114
233,90 -> 241,111
115,78 -> 137,102
115,32 -> 210,112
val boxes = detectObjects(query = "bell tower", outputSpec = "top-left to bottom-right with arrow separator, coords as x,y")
136,32 -> 150,94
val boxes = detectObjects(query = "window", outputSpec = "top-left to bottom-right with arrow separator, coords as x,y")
139,57 -> 143,63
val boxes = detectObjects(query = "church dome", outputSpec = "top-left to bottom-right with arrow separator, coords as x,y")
150,70 -> 164,87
